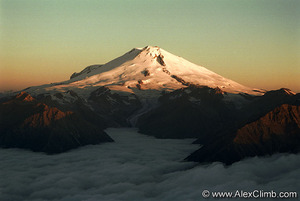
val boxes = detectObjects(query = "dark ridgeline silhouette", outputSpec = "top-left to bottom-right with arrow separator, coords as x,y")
0,92 -> 113,154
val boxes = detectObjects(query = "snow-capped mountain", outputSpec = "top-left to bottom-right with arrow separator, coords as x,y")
1,46 -> 299,164
25,46 -> 264,100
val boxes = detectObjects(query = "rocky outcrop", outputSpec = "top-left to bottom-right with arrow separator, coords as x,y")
0,92 -> 113,154
70,65 -> 102,79
136,86 -> 300,164
171,75 -> 191,86
156,54 -> 166,66
141,69 -> 150,77
137,85 -> 234,138
238,88 -> 298,125
89,86 -> 142,126
234,104 -> 300,144
34,90 -> 108,130
186,104 -> 300,165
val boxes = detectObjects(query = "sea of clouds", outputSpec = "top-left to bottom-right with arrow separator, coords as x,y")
0,128 -> 299,201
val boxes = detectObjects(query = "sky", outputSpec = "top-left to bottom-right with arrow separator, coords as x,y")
0,0 -> 299,92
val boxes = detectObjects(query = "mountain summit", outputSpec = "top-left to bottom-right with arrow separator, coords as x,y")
26,46 -> 263,98
1,45 -> 298,164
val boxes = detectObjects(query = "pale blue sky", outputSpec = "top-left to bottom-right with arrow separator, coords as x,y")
0,0 -> 299,91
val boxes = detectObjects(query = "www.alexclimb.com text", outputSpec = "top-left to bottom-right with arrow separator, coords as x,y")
202,189 -> 298,199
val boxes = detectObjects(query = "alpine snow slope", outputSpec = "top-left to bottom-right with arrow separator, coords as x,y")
25,46 -> 264,98
0,46 -> 299,164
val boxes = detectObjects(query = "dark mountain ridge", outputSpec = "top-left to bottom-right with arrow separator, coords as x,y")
0,92 -> 113,154
186,103 -> 300,165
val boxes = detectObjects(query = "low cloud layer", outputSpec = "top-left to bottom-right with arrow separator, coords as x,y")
0,128 -> 299,201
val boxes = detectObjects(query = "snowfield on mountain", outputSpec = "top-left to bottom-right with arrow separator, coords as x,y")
25,46 -> 264,100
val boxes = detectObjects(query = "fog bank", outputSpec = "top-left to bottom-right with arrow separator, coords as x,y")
0,128 -> 299,201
